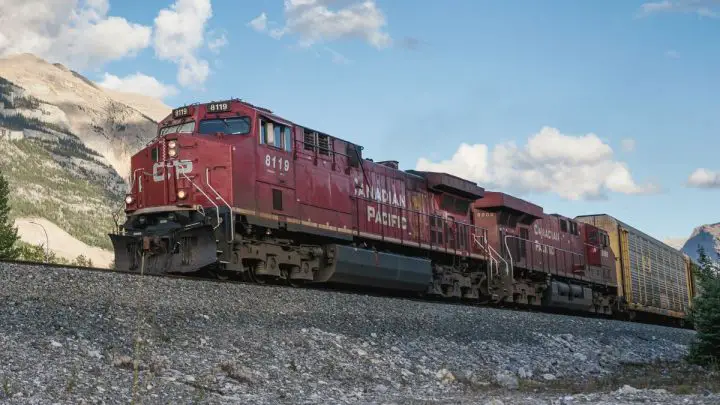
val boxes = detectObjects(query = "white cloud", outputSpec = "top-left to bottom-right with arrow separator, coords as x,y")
415,126 -> 659,201
687,168 -> 720,188
621,138 -> 636,152
98,72 -> 178,100
152,0 -> 214,88
0,0 -> 151,69
638,1 -> 719,18
252,0 -> 392,49
208,31 -> 228,53
249,12 -> 268,32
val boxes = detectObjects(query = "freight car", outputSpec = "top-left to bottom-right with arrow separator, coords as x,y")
109,98 -> 692,323
576,215 -> 696,322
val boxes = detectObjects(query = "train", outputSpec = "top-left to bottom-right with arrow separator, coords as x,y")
109,98 -> 696,325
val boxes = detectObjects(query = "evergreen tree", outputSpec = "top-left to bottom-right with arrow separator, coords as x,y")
0,170 -> 19,260
687,246 -> 720,366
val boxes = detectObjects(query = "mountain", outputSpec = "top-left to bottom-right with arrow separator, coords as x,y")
664,237 -> 689,251
0,53 -> 170,179
0,53 -> 171,267
681,222 -> 720,263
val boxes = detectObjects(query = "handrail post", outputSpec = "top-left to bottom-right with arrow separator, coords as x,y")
205,167 -> 234,242
181,172 -> 221,229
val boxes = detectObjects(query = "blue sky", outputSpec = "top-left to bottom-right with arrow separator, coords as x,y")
2,0 -> 719,245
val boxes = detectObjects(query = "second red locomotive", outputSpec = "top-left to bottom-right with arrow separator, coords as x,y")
111,98 -> 618,317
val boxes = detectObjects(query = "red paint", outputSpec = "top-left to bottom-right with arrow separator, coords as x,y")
126,99 -> 487,259
473,192 -> 617,287
124,99 -> 615,289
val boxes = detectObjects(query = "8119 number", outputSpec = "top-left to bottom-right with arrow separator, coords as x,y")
207,102 -> 229,112
265,154 -> 290,172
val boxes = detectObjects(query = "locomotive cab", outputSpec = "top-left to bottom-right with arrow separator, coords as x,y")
111,99 -> 276,274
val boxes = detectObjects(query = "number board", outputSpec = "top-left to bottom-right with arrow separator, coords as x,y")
172,106 -> 190,118
265,153 -> 290,172
207,101 -> 231,113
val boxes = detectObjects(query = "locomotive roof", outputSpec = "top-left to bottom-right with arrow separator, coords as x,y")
406,170 -> 485,200
239,99 -> 363,149
164,98 -> 363,148
473,191 -> 544,219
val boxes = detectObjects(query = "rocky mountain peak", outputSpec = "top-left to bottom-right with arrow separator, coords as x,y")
681,222 -> 720,262
0,53 -> 171,180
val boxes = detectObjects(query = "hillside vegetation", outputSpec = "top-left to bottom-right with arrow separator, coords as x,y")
0,137 -> 121,250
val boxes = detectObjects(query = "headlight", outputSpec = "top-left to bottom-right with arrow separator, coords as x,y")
168,140 -> 177,148
168,148 -> 177,157
125,195 -> 133,204
177,190 -> 187,199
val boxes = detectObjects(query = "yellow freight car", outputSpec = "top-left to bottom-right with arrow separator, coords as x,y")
575,214 -> 695,321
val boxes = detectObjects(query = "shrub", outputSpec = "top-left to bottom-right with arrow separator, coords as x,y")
687,246 -> 720,366
0,170 -> 19,260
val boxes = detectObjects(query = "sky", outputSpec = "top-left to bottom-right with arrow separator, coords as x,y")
0,0 -> 719,245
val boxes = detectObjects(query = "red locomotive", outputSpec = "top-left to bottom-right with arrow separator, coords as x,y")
110,98 -> 627,317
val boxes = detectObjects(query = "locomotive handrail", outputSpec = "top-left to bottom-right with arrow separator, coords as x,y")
472,233 -> 510,281
472,234 -> 496,280
489,243 -> 511,279
205,167 -> 234,242
503,234 -> 585,258
180,172 -> 221,230
502,235 -> 516,280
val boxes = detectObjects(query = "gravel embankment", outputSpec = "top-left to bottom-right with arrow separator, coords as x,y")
0,262 -> 717,404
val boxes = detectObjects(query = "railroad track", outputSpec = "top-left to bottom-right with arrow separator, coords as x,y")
0,258 -> 693,330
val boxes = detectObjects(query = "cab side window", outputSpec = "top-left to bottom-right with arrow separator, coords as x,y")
259,118 -> 292,152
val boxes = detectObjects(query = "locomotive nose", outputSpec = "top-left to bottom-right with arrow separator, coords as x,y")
109,224 -> 218,275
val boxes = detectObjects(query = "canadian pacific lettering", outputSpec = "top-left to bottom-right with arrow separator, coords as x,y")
533,223 -> 560,241
354,183 -> 407,208
534,240 -> 556,255
354,177 -> 409,230
367,206 -> 408,230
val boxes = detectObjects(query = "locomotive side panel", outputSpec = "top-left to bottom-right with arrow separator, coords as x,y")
541,216 -> 585,278
255,182 -> 298,218
404,189 -> 432,246
352,165 -> 412,243
293,128 -> 355,230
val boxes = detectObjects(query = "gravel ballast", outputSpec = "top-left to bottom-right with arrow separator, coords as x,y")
0,262 -> 716,404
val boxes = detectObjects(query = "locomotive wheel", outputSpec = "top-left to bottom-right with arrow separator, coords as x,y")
288,278 -> 306,288
249,264 -> 266,284
282,267 -> 306,288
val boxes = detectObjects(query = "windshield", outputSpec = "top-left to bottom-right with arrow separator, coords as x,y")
160,121 -> 195,136
198,117 -> 251,135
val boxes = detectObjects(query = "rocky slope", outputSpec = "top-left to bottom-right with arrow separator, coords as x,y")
0,53 -> 170,180
681,222 -> 720,262
0,53 -> 171,265
0,262 -> 717,404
